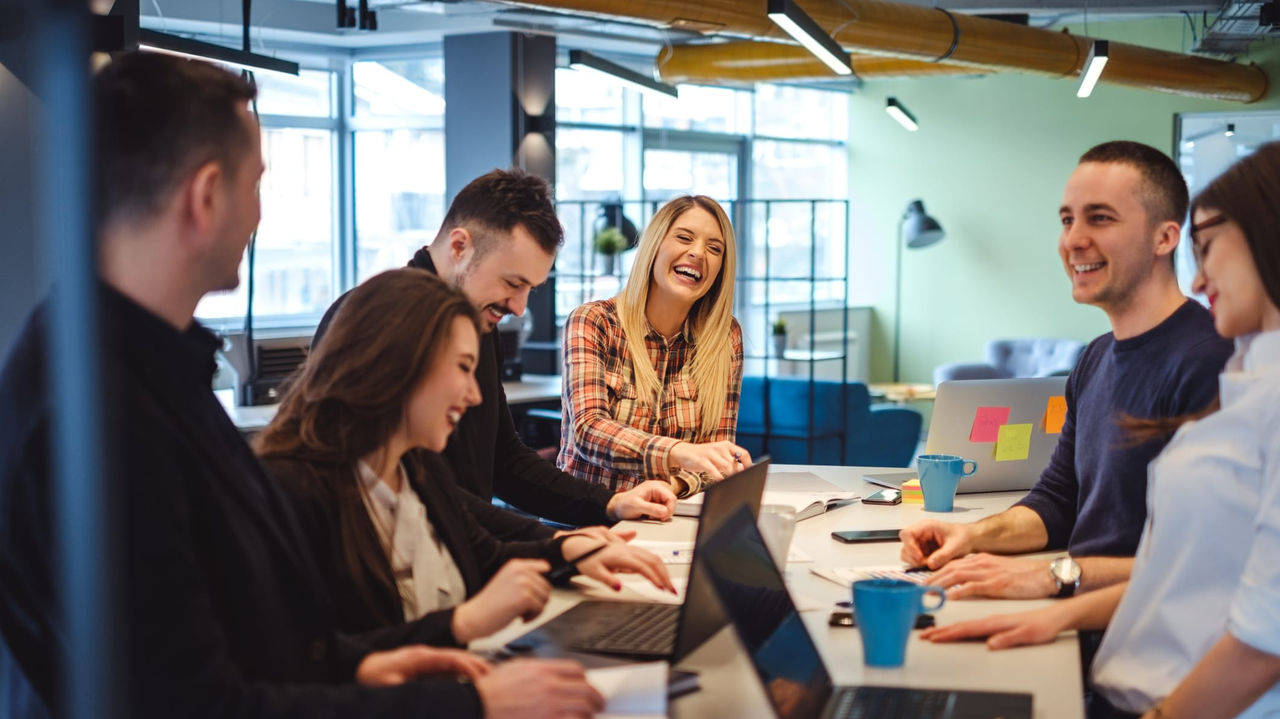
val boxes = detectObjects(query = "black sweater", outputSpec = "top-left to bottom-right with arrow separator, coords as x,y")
313,249 -> 615,539
262,451 -> 567,640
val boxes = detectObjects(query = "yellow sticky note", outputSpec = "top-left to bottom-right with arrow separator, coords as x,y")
995,423 -> 1033,462
1043,396 -> 1067,434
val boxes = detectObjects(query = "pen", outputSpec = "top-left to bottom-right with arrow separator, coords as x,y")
544,543 -> 608,583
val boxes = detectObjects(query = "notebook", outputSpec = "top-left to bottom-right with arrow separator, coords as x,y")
505,458 -> 770,660
863,377 -> 1068,494
698,506 -> 1033,719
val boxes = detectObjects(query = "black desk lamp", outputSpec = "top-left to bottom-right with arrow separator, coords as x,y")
893,199 -> 946,383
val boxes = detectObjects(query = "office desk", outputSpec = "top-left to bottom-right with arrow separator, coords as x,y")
476,464 -> 1083,719
223,374 -> 564,433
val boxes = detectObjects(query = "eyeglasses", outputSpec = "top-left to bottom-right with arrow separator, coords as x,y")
1189,213 -> 1227,266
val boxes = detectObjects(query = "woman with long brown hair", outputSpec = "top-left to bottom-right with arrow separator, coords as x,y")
257,268 -> 672,646
921,143 -> 1280,719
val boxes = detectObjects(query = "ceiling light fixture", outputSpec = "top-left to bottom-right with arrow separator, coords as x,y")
885,97 -> 919,132
1076,39 -> 1108,98
1225,123 -> 1236,137
139,29 -> 299,76
568,49 -> 678,99
767,0 -> 852,76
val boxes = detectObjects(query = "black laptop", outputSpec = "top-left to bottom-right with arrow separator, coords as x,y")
506,458 -> 770,661
699,505 -> 1034,719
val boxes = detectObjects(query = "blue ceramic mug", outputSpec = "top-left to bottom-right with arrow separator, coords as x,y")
917,454 -> 978,512
852,579 -> 946,667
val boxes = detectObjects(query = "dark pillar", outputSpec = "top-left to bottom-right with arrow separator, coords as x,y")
445,32 -> 559,374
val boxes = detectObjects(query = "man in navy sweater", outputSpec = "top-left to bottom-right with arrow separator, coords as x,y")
899,141 -> 1232,602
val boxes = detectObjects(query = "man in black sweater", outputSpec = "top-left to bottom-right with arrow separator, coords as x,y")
899,141 -> 1232,600
0,52 -> 601,718
314,170 -> 677,541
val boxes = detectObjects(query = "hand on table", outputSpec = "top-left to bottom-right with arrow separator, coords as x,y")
476,658 -> 605,719
606,480 -> 677,521
928,553 -> 1057,599
356,645 -> 490,687
668,441 -> 751,480
899,519 -> 974,569
920,604 -> 1072,650
452,559 -> 552,643
561,535 -> 675,594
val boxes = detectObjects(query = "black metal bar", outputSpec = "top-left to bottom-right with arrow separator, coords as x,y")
138,29 -> 299,75
35,3 -> 118,717
242,0 -> 251,52
806,200 -> 817,464
840,200 -> 850,464
762,200 -> 772,458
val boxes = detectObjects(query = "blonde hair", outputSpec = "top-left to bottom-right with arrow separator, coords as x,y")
616,196 -> 738,435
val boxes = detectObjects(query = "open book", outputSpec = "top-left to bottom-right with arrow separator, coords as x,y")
675,489 -> 859,520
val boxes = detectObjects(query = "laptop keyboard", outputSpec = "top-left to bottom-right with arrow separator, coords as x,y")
570,603 -> 679,655
833,686 -> 953,719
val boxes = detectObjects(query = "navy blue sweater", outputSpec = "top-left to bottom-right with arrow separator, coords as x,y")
1016,300 -> 1232,557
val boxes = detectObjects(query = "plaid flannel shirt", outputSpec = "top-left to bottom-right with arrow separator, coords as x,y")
557,299 -> 743,495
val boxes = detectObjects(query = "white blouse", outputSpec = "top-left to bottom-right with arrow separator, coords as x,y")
1092,329 -> 1280,717
356,460 -> 467,620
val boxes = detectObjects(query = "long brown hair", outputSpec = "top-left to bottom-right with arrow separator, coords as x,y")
1121,141 -> 1280,442
255,268 -> 480,620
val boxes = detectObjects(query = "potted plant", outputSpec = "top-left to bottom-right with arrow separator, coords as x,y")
594,226 -> 627,276
772,318 -> 788,358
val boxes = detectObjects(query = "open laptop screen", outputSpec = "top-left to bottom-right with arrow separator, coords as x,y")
697,506 -> 833,718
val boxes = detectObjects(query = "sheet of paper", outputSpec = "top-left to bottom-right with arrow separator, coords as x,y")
586,661 -> 668,719
811,566 -> 934,588
995,422 -> 1033,461
1043,395 -> 1068,434
969,406 -> 1011,442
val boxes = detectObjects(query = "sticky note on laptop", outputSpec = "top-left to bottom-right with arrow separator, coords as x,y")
1043,396 -> 1067,434
970,406 -> 1011,442
995,423 -> 1033,461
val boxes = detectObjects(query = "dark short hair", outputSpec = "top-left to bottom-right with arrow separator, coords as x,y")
93,52 -> 257,230
1079,141 -> 1189,228
1192,141 -> 1280,312
437,168 -> 563,256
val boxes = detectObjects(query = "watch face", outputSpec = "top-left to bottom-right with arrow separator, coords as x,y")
1052,558 -> 1082,583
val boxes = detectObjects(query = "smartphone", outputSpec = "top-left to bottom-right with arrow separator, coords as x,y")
828,610 -> 935,629
831,529 -> 901,544
862,488 -> 902,505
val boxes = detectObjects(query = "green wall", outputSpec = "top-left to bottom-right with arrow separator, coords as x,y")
849,18 -> 1280,384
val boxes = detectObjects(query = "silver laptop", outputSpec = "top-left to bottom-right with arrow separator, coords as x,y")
864,377 -> 1068,494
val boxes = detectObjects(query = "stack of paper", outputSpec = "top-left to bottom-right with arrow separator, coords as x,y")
586,661 -> 668,719
675,489 -> 859,520
811,566 -> 934,587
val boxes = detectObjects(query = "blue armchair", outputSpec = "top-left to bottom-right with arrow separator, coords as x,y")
736,376 -> 922,467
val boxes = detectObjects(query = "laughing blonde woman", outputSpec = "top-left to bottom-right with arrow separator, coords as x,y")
559,195 -> 749,498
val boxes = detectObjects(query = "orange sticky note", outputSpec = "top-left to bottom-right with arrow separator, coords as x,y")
970,406 -> 1011,442
1043,396 -> 1067,434
995,423 -> 1033,462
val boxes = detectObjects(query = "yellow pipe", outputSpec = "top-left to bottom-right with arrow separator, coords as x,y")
657,41 -> 986,83
504,0 -> 1268,102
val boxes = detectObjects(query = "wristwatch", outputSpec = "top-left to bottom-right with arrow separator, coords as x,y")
1050,557 -> 1082,598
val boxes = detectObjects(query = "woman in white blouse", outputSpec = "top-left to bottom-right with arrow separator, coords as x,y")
257,269 -> 672,647
922,142 -> 1280,719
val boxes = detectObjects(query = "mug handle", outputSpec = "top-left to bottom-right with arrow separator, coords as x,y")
919,585 -> 947,613
961,461 -> 978,477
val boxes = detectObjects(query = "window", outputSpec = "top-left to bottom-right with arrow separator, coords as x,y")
195,69 -> 338,325
352,58 -> 447,282
554,71 -> 851,326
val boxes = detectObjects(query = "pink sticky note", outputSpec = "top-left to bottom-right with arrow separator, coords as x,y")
970,406 -> 1012,442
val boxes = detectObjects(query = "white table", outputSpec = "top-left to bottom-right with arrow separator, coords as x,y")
475,464 -> 1083,719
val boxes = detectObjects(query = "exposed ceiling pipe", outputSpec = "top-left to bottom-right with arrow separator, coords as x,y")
657,40 -> 988,83
504,0 -> 1269,102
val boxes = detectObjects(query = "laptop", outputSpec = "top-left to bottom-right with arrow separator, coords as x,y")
506,457 -> 771,661
699,505 -> 1033,719
863,377 -> 1068,494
